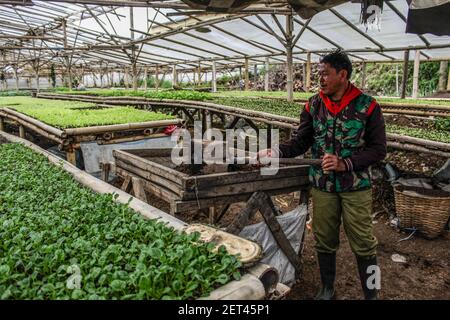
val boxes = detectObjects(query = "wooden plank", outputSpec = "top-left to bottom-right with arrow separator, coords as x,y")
257,192 -> 303,276
115,159 -> 184,196
185,165 -> 309,190
101,162 -> 111,182
115,167 -> 178,203
173,185 -> 302,213
226,192 -> 261,234
216,204 -> 231,223
120,175 -> 132,193
183,175 -> 309,200
209,207 -> 216,225
113,149 -> 188,186
125,148 -> 174,158
132,177 -> 148,203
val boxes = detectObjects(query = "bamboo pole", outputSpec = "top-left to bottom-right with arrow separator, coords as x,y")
387,133 -> 450,151
155,65 -> 159,91
201,273 -> 266,300
438,61 -> 448,92
306,52 -> 311,92
144,67 -> 148,91
244,57 -> 249,91
63,118 -> 184,136
401,49 -> 410,99
286,14 -> 294,103
387,141 -> 450,158
13,66 -> 19,91
0,112 -> 63,143
197,62 -> 201,86
66,149 -> 76,165
361,61 -> 366,89
448,64 -> 450,92
62,19 -> 72,90
19,125 -> 25,138
211,61 -> 217,93
412,50 -> 420,98
172,65 -> 177,88
1,108 -> 64,137
265,57 -> 270,92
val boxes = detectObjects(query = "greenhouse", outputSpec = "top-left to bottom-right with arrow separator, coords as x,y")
0,0 -> 449,303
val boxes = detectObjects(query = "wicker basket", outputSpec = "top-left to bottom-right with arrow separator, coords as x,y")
393,184 -> 450,239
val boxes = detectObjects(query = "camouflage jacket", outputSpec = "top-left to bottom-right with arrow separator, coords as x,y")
279,83 -> 387,193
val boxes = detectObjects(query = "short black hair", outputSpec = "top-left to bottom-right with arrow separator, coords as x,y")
319,50 -> 352,79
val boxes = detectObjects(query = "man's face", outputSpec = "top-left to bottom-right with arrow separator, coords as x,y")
318,62 -> 348,96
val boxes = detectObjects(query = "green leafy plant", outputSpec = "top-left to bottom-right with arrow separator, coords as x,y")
0,97 -> 175,129
386,124 -> 450,143
0,143 -> 242,300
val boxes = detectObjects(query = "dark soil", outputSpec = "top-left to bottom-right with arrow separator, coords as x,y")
384,114 -> 436,129
69,105 -> 111,110
428,92 -> 450,99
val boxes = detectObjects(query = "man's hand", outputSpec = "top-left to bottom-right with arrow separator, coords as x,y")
322,153 -> 346,172
257,148 -> 273,159
256,148 -> 280,166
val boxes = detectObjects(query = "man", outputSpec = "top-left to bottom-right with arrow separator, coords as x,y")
260,50 -> 386,300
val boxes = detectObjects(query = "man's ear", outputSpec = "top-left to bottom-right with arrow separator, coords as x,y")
339,69 -> 348,81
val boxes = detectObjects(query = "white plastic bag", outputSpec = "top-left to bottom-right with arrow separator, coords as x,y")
239,204 -> 308,286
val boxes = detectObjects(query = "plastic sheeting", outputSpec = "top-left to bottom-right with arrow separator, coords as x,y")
239,204 -> 308,286
80,136 -> 176,174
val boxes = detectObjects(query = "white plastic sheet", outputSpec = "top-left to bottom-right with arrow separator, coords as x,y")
239,204 -> 308,286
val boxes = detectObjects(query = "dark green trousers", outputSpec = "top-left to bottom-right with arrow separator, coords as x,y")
311,187 -> 378,257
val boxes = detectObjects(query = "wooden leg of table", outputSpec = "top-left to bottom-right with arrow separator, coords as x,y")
66,149 -> 76,165
101,162 -> 111,182
19,125 -> 25,138
121,176 -> 132,193
132,177 -> 148,203
0,117 -> 5,132
208,206 -> 215,225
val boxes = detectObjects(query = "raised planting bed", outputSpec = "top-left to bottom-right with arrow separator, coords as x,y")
0,136 -> 270,300
34,93 -> 450,154
0,97 -> 184,165
112,147 -> 310,214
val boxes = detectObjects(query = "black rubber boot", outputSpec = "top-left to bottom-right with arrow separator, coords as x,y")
314,252 -> 336,300
356,255 -> 379,300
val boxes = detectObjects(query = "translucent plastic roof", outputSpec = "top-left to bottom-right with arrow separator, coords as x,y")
0,0 -> 448,71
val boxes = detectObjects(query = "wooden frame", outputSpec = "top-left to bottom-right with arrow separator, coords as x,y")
0,106 -> 184,165
113,148 -> 310,215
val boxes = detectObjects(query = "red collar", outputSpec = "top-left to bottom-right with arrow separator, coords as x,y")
319,82 -> 362,115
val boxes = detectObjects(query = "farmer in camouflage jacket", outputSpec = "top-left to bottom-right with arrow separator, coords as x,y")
264,51 -> 386,300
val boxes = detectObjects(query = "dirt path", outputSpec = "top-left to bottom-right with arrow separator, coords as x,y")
287,214 -> 449,300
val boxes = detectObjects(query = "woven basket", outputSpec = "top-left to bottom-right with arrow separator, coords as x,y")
393,184 -> 450,239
